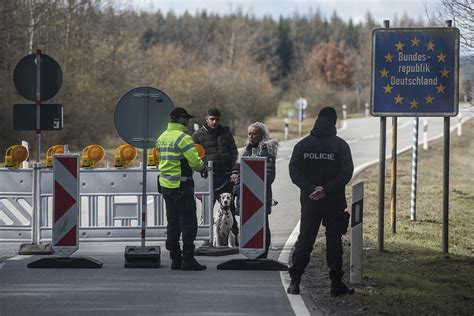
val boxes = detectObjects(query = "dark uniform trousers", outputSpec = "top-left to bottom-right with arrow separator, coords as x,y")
289,197 -> 344,280
161,185 -> 197,261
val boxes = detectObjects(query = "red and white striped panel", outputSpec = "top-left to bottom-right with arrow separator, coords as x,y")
52,155 -> 80,257
240,157 -> 266,259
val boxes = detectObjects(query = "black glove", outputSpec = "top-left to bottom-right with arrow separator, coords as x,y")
200,165 -> 209,179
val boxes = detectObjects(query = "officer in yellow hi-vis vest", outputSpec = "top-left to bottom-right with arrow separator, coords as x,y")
156,107 -> 209,271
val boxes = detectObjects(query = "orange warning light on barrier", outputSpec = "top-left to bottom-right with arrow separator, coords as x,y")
5,145 -> 29,168
114,144 -> 137,168
147,147 -> 160,166
46,145 -> 64,167
195,144 -> 205,157
81,145 -> 105,168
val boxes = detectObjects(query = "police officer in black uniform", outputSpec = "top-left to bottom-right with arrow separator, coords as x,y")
287,106 -> 354,296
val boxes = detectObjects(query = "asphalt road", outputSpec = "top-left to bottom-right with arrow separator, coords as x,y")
1,104 -> 472,315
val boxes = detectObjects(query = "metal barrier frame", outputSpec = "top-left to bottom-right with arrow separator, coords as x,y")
0,164 -> 214,242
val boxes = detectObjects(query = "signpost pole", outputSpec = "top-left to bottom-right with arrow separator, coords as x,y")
378,116 -> 386,252
140,87 -> 149,249
442,20 -> 453,254
390,116 -> 397,233
35,49 -> 42,163
377,20 -> 390,252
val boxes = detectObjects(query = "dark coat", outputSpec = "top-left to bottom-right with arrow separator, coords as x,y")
289,116 -> 354,210
192,124 -> 238,189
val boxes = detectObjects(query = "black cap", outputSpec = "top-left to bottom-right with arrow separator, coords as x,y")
170,107 -> 194,119
317,106 -> 337,124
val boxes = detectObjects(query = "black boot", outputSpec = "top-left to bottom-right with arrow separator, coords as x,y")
287,277 -> 301,295
170,251 -> 182,270
330,279 -> 354,297
171,258 -> 182,270
182,258 -> 207,271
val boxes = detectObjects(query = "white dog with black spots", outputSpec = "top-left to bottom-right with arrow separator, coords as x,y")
214,192 -> 237,247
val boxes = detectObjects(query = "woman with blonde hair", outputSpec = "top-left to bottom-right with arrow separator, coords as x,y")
231,121 -> 279,258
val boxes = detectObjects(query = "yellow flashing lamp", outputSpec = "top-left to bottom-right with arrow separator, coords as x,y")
5,145 -> 29,168
81,145 -> 105,168
45,145 -> 64,167
114,144 -> 137,168
195,144 -> 205,157
147,148 -> 159,166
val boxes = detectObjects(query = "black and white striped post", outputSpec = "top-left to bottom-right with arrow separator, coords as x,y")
410,118 -> 419,221
350,182 -> 363,285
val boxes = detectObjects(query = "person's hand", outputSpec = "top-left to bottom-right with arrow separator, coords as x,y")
200,165 -> 209,179
309,186 -> 326,200
230,172 -> 239,182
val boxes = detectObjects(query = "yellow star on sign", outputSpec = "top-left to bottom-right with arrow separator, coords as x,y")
410,98 -> 419,109
394,93 -> 404,104
380,68 -> 389,78
426,40 -> 435,51
424,94 -> 434,104
437,52 -> 446,62
395,41 -> 405,51
411,37 -> 420,47
384,52 -> 393,62
436,83 -> 446,94
440,68 -> 450,78
383,84 -> 393,94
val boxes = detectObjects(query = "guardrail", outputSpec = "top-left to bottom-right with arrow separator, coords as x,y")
0,164 -> 214,242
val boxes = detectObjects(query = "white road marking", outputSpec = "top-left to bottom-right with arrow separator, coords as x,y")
7,255 -> 32,261
278,221 -> 314,316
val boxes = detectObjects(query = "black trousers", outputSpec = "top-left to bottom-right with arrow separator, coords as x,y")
260,213 -> 271,258
289,197 -> 344,280
214,181 -> 239,237
161,186 -> 197,260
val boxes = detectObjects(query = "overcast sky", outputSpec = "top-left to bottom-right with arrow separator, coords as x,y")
117,0 -> 440,24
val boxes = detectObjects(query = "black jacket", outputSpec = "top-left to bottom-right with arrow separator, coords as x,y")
192,124 -> 238,188
289,117 -> 353,210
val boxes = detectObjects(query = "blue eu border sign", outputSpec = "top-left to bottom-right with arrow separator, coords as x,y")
371,27 -> 459,117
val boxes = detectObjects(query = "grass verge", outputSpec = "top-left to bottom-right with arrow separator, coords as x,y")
304,119 -> 474,315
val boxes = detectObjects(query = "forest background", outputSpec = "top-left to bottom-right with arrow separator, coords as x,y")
0,0 -> 472,157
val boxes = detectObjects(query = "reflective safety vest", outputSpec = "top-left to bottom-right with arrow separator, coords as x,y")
156,122 -> 205,189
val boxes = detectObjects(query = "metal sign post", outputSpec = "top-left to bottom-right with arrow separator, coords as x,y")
114,86 -> 174,268
14,50 -> 63,255
371,21 -> 459,253
295,97 -> 307,137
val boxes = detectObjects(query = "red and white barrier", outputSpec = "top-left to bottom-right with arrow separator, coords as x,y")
52,154 -> 79,257
240,157 -> 266,259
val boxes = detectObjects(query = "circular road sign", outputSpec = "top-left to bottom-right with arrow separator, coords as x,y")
114,87 -> 175,149
295,97 -> 308,111
13,53 -> 63,102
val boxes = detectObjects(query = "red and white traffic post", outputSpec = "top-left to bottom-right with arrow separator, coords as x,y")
240,157 -> 267,259
52,154 -> 80,257
217,157 -> 287,270
28,153 -> 102,268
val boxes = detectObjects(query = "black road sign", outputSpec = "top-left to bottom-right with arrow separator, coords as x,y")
114,87 -> 175,149
13,53 -> 63,102
13,104 -> 63,130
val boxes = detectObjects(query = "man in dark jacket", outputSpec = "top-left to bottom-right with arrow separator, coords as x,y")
287,106 -> 354,297
192,108 -> 239,242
